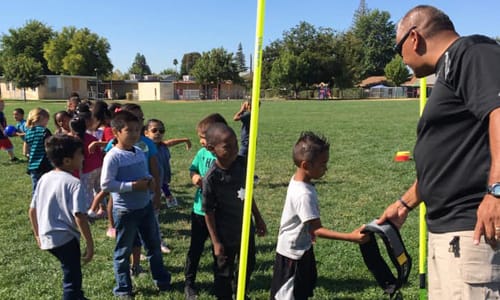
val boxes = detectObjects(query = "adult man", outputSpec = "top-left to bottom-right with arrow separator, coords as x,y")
378,5 -> 500,299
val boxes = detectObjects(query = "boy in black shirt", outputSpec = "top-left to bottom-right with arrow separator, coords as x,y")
203,122 -> 266,300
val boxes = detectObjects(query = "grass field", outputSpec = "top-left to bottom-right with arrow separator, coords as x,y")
0,99 -> 422,299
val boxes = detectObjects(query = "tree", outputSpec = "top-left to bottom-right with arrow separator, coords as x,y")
3,54 -> 44,101
159,68 -> 178,76
43,26 -> 113,76
180,52 -> 201,75
384,55 -> 411,86
0,20 -> 54,75
128,53 -> 152,76
173,58 -> 179,73
269,51 -> 307,98
235,42 -> 247,72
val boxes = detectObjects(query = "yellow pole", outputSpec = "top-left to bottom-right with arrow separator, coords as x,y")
419,77 -> 427,299
236,0 -> 266,299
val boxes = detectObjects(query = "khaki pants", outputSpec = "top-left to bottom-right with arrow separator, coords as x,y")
428,231 -> 500,299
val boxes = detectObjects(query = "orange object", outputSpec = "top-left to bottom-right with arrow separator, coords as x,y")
394,151 -> 411,162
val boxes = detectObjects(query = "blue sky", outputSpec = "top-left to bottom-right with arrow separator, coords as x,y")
1,1 -> 499,74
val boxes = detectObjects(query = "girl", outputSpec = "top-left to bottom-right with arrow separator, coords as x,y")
53,110 -> 71,135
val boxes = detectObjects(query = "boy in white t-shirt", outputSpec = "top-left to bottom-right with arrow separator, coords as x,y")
270,131 -> 369,300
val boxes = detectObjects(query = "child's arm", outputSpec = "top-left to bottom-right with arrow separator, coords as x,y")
251,200 -> 267,236
23,141 -> 29,157
148,155 -> 162,210
205,212 -> 225,257
74,212 -> 94,264
88,140 -> 107,154
190,171 -> 202,188
163,138 -> 192,150
28,207 -> 40,248
233,101 -> 249,121
308,219 -> 368,244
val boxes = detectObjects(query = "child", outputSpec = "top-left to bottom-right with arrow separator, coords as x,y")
12,108 -> 27,141
67,93 -> 81,117
269,132 -> 369,300
24,108 -> 52,191
232,100 -> 251,158
203,122 -> 267,300
28,135 -> 94,300
100,110 -> 171,297
54,110 -> 72,135
0,99 -> 18,161
144,118 -> 191,208
184,113 -> 227,299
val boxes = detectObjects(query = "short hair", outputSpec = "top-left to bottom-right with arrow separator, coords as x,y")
111,110 -> 140,131
121,103 -> 142,113
401,5 -> 455,39
45,135 -> 83,167
205,122 -> 236,147
292,131 -> 330,167
13,108 -> 24,115
145,118 -> 165,129
69,116 -> 87,140
53,110 -> 71,127
197,113 -> 228,134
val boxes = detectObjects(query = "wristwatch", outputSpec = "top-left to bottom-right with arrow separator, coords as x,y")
487,182 -> 500,198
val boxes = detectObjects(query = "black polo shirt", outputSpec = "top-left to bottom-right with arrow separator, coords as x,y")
414,35 -> 500,233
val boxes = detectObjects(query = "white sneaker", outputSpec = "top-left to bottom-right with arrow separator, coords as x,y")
161,241 -> 171,254
87,209 -> 98,219
166,197 -> 178,208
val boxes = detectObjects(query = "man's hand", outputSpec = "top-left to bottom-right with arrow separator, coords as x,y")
377,200 -> 410,229
473,195 -> 500,249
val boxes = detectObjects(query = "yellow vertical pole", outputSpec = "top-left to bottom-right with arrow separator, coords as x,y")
419,77 -> 427,299
236,0 -> 266,299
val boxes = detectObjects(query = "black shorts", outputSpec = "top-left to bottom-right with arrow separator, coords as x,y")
269,247 -> 317,300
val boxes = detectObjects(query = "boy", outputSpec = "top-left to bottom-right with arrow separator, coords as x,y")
232,100 -> 251,158
184,113 -> 227,299
203,122 -> 267,300
28,135 -> 94,300
0,99 -> 18,161
12,108 -> 27,141
100,110 -> 171,298
270,132 -> 369,300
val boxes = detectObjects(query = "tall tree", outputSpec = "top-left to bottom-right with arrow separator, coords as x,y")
180,52 -> 201,75
44,26 -> 112,76
235,42 -> 247,72
269,51 -> 307,98
0,20 -> 54,74
173,58 -> 179,73
384,55 -> 411,86
128,53 -> 152,76
3,54 -> 44,101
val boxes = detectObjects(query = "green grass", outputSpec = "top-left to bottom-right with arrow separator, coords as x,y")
0,99 -> 423,299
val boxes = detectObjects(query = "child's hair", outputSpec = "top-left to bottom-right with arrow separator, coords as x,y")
26,107 -> 50,128
76,102 -> 91,115
205,122 -> 236,147
145,118 -> 165,130
121,103 -> 142,113
292,131 -> 330,167
53,110 -> 71,129
111,110 -> 140,131
108,102 -> 122,117
13,108 -> 24,115
69,116 -> 87,140
92,100 -> 111,128
68,94 -> 81,107
45,135 -> 83,168
196,113 -> 228,134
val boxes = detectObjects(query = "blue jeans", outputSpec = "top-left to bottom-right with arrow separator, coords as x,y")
112,202 -> 171,296
48,238 -> 86,300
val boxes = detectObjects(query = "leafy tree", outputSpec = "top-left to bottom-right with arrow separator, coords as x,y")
261,40 -> 284,89
3,54 -> 44,101
235,42 -> 247,72
384,55 -> 411,86
173,58 -> 179,73
44,26 -> 112,76
269,51 -> 307,98
128,53 -> 152,76
180,52 -> 201,75
0,20 -> 54,74
159,68 -> 178,76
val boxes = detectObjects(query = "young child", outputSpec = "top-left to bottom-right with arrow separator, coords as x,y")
0,99 -> 18,161
67,93 -> 81,117
100,110 -> 171,297
28,135 -> 94,300
203,122 -> 267,300
24,108 -> 52,192
269,132 -> 369,299
232,100 -> 251,158
12,108 -> 27,141
144,118 -> 191,208
54,110 -> 72,136
184,113 -> 227,299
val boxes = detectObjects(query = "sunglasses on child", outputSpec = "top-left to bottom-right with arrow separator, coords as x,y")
149,127 -> 165,134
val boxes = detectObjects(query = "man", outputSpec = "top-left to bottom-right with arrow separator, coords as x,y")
378,5 -> 500,299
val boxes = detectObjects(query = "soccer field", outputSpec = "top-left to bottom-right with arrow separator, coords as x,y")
0,99 -> 422,299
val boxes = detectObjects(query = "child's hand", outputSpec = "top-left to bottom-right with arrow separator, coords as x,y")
133,177 -> 153,191
88,141 -> 99,154
255,218 -> 267,237
82,243 -> 94,264
184,139 -> 192,151
192,174 -> 202,188
34,235 -> 41,248
350,225 -> 370,244
213,241 -> 225,257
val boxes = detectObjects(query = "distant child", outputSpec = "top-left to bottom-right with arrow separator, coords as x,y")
203,122 -> 267,300
232,100 -> 251,158
270,132 -> 369,300
100,110 -> 171,297
54,110 -> 72,135
67,93 -> 81,117
144,118 -> 191,208
0,99 -> 18,162
12,108 -> 27,141
24,108 -> 52,191
184,113 -> 227,299
28,135 -> 94,300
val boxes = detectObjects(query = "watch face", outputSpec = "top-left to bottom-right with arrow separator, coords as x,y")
493,185 -> 500,196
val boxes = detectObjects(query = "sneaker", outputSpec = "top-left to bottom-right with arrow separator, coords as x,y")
166,196 -> 178,208
87,209 -> 98,219
130,264 -> 144,277
161,242 -> 171,254
106,227 -> 116,238
184,285 -> 198,300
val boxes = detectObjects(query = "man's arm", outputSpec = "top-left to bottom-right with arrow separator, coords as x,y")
377,180 -> 421,228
